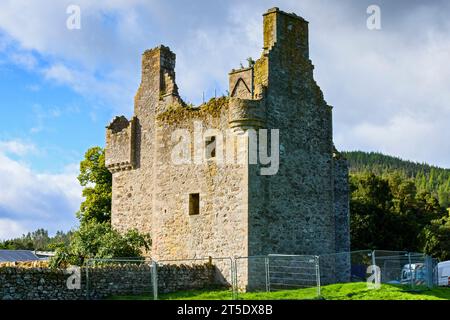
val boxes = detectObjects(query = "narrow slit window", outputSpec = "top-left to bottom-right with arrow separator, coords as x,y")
205,136 -> 216,159
189,193 -> 200,216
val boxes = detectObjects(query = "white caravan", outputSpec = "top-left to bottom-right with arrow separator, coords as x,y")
437,261 -> 450,287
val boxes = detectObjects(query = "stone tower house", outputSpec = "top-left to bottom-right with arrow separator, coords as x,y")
105,8 -> 350,282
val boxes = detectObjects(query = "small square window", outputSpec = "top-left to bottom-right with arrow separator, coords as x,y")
205,136 -> 216,159
189,193 -> 200,216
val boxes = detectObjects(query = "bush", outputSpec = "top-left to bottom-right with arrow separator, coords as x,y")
50,221 -> 151,268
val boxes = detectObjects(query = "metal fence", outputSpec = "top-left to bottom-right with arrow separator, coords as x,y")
373,250 -> 435,288
319,250 -> 373,285
234,256 -> 268,294
155,257 -> 234,299
85,250 -> 438,300
85,258 -> 156,300
318,250 -> 436,290
268,254 -> 319,294
234,255 -> 320,299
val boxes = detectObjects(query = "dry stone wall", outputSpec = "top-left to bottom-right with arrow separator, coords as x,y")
0,263 -> 220,300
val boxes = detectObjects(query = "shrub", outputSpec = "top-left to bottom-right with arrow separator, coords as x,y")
50,221 -> 151,268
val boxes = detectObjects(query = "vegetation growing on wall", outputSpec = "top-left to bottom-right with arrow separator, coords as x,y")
156,96 -> 229,124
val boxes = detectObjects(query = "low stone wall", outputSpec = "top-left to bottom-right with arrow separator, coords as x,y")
1,266 -> 84,300
0,262 -> 223,300
158,264 -> 225,294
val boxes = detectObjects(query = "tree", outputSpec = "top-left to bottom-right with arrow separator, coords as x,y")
50,220 -> 151,267
77,147 -> 112,224
0,229 -> 73,250
350,173 -> 397,250
247,57 -> 255,67
421,214 -> 450,261
30,229 -> 50,250
343,151 -> 450,210
49,146 -> 151,267
350,172 -> 446,254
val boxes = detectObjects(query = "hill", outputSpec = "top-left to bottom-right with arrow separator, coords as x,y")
342,151 -> 450,209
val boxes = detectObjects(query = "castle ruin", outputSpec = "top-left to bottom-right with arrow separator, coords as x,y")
105,7 -> 350,288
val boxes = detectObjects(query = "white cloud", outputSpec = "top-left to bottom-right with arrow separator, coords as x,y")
0,0 -> 449,167
0,140 -> 37,156
337,114 -> 450,167
0,0 -> 146,112
0,141 -> 81,240
0,0 -> 147,63
0,218 -> 27,241
40,63 -> 132,113
43,63 -> 75,84
257,0 -> 450,168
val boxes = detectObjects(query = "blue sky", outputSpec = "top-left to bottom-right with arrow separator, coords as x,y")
0,0 -> 449,240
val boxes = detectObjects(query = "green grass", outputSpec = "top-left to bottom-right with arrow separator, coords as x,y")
109,283 -> 450,300
319,283 -> 450,300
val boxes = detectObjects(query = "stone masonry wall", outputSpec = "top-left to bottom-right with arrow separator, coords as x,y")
248,8 -> 337,258
0,263 -> 221,300
333,156 -> 350,254
105,7 -> 351,290
153,104 -> 249,268
333,156 -> 351,282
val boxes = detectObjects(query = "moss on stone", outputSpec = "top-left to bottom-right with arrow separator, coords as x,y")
200,96 -> 229,115
157,96 -> 229,124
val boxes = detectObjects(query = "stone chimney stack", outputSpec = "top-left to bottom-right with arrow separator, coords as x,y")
135,45 -> 179,117
263,7 -> 310,60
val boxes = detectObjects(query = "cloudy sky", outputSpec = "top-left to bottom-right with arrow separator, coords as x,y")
0,0 -> 449,240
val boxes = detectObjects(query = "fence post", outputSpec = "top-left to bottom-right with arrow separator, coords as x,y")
232,258 -> 238,300
85,259 -> 90,300
152,261 -> 158,300
315,256 -> 321,299
371,250 -> 376,269
229,258 -> 236,300
265,256 -> 270,292
408,253 -> 414,290
425,255 -> 433,289
371,251 -> 379,286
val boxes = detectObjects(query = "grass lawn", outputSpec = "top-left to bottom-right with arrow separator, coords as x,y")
109,282 -> 450,300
